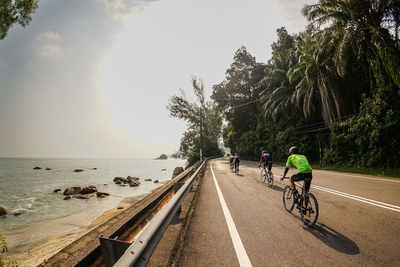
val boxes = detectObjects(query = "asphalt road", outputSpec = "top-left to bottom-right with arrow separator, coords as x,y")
177,158 -> 400,266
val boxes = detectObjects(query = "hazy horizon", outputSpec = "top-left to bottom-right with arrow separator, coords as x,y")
0,0 -> 316,158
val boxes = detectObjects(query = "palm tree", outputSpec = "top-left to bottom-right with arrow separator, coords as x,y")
303,0 -> 400,89
287,31 -> 362,124
259,28 -> 300,122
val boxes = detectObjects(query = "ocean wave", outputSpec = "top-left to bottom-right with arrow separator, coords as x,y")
11,208 -> 30,214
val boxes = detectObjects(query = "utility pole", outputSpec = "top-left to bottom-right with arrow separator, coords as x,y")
200,107 -> 203,161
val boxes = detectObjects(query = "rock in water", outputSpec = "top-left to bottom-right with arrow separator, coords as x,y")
0,206 -> 7,216
53,189 -> 61,193
144,178 -> 152,182
33,166 -> 41,170
96,192 -> 110,198
114,177 -> 127,184
45,168 -> 52,170
154,180 -> 159,184
79,186 -> 97,194
73,186 -> 81,192
154,154 -> 167,160
76,195 -> 90,199
74,169 -> 84,172
63,187 -> 76,195
127,176 -> 141,186
88,185 -> 98,191
172,167 -> 184,178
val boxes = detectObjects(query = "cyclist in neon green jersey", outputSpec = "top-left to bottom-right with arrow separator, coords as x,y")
281,146 -> 313,197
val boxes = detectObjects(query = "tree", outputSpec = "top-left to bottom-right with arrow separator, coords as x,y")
211,46 -> 265,158
0,0 -> 39,40
286,30 -> 364,124
167,77 -> 222,165
212,46 -> 265,132
303,0 -> 400,90
259,28 -> 299,122
304,0 -> 400,168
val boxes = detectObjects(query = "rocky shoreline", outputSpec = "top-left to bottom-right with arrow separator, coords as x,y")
3,194 -> 147,266
1,166 -> 186,266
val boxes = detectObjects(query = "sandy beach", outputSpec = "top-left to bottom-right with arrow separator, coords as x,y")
3,194 -> 146,267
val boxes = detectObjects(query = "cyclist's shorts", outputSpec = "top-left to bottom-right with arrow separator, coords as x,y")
291,173 -> 312,191
263,162 -> 272,171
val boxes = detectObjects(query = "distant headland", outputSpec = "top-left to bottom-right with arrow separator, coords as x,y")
154,154 -> 168,160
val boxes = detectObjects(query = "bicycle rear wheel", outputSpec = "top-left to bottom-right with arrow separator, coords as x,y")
260,169 -> 266,183
267,172 -> 274,187
301,193 -> 319,227
282,185 -> 295,212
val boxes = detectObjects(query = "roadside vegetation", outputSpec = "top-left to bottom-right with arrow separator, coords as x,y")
170,0 -> 400,176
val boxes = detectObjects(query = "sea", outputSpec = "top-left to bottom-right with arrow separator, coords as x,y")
0,157 -> 187,248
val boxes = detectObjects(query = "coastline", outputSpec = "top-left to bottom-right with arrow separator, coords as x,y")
4,194 -> 148,266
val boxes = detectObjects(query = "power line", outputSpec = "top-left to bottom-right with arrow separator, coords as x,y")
226,97 -> 360,134
295,113 -> 360,134
230,98 -> 262,109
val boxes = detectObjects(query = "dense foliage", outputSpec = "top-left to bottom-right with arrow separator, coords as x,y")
0,0 -> 39,40
212,0 -> 400,170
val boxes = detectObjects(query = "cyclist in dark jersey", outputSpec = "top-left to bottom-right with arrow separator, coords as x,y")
281,146 -> 313,197
233,153 -> 240,170
258,150 -> 272,171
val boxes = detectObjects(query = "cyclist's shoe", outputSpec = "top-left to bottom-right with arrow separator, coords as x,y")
293,190 -> 299,202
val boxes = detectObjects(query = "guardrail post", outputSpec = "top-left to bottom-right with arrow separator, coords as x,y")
99,235 -> 132,267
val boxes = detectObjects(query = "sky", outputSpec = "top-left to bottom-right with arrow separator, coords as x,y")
0,0 -> 316,158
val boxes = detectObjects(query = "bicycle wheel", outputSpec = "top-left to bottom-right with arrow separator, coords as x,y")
267,171 -> 274,187
301,193 -> 319,227
260,169 -> 266,183
282,185 -> 295,212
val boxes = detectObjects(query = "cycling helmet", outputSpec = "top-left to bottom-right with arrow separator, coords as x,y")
235,152 -> 238,156
262,150 -> 267,154
289,146 -> 297,155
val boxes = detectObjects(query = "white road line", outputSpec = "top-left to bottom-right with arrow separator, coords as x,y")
312,185 -> 400,213
210,161 -> 253,267
312,170 -> 400,183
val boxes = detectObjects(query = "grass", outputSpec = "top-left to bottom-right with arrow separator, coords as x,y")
310,164 -> 400,178
273,161 -> 400,178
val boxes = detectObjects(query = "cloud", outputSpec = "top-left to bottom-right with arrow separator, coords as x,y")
33,31 -> 64,59
99,0 -> 159,20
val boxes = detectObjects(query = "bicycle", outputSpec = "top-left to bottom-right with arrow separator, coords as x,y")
230,160 -> 234,172
234,163 -> 239,175
281,177 -> 319,227
260,168 -> 274,187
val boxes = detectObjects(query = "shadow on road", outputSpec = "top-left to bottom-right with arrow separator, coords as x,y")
236,173 -> 244,177
268,185 -> 283,192
305,223 -> 360,255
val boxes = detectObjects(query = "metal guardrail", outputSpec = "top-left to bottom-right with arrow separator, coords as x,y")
100,157 -> 212,267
